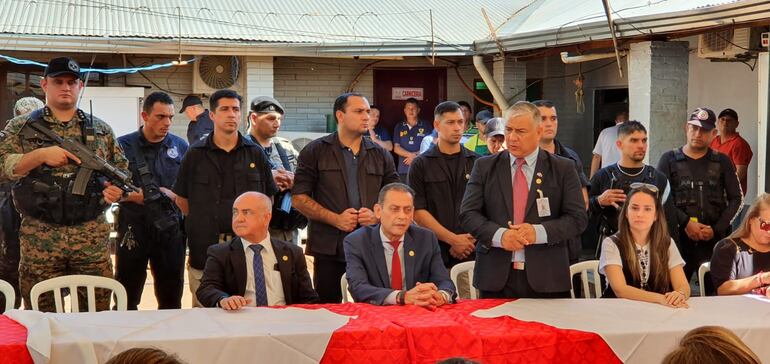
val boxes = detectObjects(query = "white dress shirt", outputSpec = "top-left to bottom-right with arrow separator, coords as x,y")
491,148 -> 549,262
242,234 -> 286,306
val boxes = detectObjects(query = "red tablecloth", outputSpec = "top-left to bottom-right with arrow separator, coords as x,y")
0,300 -> 620,364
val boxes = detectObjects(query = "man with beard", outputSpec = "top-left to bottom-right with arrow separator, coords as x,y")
590,121 -> 673,254
293,93 -> 399,303
657,108 -> 742,292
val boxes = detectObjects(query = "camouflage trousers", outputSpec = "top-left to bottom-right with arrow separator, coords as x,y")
19,216 -> 113,312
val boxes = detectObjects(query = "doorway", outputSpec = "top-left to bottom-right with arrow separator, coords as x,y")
372,68 -> 447,134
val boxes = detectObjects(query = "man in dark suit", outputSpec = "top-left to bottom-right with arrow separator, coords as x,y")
459,101 -> 587,298
344,183 -> 456,307
197,192 -> 318,310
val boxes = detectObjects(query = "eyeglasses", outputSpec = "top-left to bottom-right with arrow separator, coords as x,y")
630,182 -> 659,198
760,218 -> 770,232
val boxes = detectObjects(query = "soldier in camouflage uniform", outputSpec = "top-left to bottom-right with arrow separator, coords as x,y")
0,57 -> 128,312
0,97 -> 44,312
246,96 -> 305,244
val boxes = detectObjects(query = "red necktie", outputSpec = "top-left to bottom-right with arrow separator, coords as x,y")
389,240 -> 403,290
513,158 -> 529,224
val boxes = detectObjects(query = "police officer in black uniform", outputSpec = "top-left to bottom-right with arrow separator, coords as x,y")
657,108 -> 742,290
116,92 -> 188,310
408,101 -> 479,271
173,89 -> 278,307
590,121 -> 673,245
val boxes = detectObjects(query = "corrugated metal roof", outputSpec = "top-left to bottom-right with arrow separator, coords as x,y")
476,0 -> 769,53
0,0 -> 526,48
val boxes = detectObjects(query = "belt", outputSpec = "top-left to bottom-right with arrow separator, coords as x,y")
512,262 -> 525,270
218,233 -> 235,242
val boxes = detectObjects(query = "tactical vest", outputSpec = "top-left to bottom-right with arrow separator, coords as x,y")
602,235 -> 671,298
668,149 -> 725,225
12,108 -> 105,225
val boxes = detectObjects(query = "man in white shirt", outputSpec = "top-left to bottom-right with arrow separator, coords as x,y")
196,192 -> 318,310
591,111 -> 628,178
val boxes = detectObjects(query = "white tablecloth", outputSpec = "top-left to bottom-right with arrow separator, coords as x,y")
5,307 -> 351,364
472,295 -> 770,364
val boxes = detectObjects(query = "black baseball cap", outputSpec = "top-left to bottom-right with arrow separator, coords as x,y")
476,109 -> 493,124
43,57 -> 81,78
250,96 -> 284,115
718,108 -> 739,120
687,107 -> 716,131
179,95 -> 203,114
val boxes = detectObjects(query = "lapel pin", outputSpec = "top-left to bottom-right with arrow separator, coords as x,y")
536,172 -> 543,177
409,250 -> 415,257
249,163 -> 256,168
282,255 -> 289,261
535,178 -> 542,185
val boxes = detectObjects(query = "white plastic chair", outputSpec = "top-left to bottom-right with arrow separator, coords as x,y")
569,260 -> 602,299
340,273 -> 353,303
450,261 -> 477,299
0,279 -> 15,312
698,262 -> 711,297
30,275 -> 127,312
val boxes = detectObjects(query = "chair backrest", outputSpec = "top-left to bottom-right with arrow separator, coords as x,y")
698,262 -> 711,297
569,260 -> 602,299
449,261 -> 477,299
340,273 -> 353,303
0,279 -> 14,312
30,275 -> 127,312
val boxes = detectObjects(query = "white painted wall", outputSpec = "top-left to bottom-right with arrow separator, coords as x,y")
686,37 -> 761,200
78,87 -> 144,139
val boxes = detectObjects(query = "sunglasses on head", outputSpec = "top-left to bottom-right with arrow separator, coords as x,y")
630,182 -> 659,198
760,218 -> 770,232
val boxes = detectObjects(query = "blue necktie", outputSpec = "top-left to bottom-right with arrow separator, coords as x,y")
248,244 -> 268,306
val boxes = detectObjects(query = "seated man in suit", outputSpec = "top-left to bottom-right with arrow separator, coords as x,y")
459,101 -> 588,298
344,182 -> 456,307
197,192 -> 318,310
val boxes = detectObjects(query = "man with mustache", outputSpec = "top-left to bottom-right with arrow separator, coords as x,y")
246,96 -> 304,245
116,91 -> 188,310
173,89 -> 278,307
657,108 -> 742,293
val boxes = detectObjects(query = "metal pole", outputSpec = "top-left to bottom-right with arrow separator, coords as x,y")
766,46 -> 770,192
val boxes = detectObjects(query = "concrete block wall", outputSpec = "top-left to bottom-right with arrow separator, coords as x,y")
493,55 -> 527,105
274,57 -> 482,132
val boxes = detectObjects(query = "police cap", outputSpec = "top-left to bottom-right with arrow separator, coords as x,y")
250,96 -> 284,115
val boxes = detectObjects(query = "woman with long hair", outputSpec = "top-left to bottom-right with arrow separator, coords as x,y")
599,184 -> 690,307
710,193 -> 770,296
662,326 -> 760,364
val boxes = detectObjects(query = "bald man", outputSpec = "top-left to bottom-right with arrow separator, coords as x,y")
197,192 -> 318,310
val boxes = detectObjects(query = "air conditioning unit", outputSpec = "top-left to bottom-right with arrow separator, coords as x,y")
698,28 -> 752,59
192,56 -> 244,94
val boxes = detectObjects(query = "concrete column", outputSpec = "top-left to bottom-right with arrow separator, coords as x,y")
493,55 -> 527,111
245,56 -> 274,101
628,41 -> 689,164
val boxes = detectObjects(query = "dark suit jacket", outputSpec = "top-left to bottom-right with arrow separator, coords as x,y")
293,132 -> 399,258
196,237 -> 319,307
459,149 -> 588,293
343,224 -> 457,305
